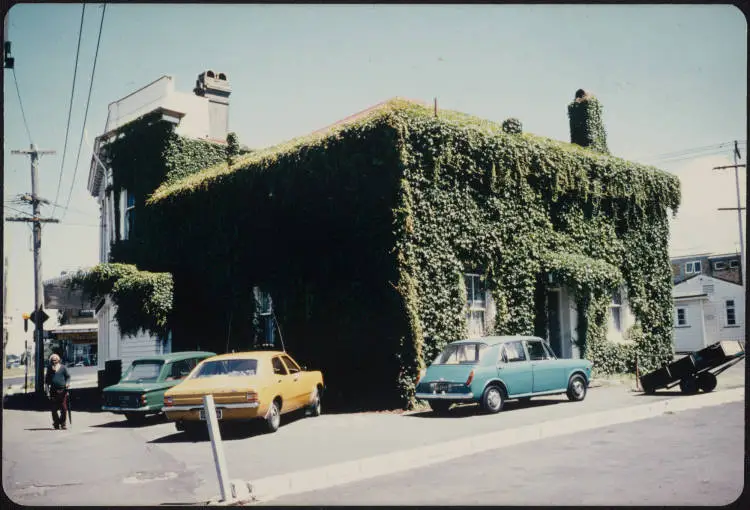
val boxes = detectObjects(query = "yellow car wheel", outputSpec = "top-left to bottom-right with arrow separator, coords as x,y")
307,387 -> 322,417
265,399 -> 281,433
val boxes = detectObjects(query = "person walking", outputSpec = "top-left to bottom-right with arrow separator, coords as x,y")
44,353 -> 71,430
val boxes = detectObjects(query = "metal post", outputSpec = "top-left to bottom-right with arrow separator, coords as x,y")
24,340 -> 28,394
203,395 -> 231,502
732,141 -> 745,289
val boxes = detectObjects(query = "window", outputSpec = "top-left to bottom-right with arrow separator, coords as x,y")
281,355 -> 301,374
271,357 -> 288,375
685,261 -> 702,274
714,261 -> 727,271
524,340 -> 549,361
726,300 -> 737,326
502,341 -> 527,362
124,190 -> 136,240
167,358 -> 198,380
610,290 -> 623,332
729,260 -> 739,269
433,343 -> 489,365
121,361 -> 164,383
542,342 -> 557,360
675,307 -> 688,327
191,359 -> 258,378
464,273 -> 487,337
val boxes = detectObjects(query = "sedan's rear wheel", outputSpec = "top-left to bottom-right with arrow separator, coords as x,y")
481,385 -> 504,414
698,372 -> 717,393
265,400 -> 281,433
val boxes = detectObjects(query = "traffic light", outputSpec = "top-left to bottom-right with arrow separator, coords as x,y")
22,312 -> 29,332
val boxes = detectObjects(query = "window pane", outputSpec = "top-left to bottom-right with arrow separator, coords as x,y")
282,355 -> 301,373
192,359 -> 258,378
695,262 -> 701,272
122,361 -> 163,382
272,357 -> 287,375
726,300 -> 735,307
525,341 -> 547,361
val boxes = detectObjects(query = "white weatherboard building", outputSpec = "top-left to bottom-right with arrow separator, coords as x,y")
672,275 -> 745,353
86,71 -> 231,373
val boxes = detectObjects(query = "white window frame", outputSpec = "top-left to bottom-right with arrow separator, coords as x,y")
729,260 -> 739,269
714,261 -> 727,271
675,307 -> 689,327
725,300 -> 738,327
685,261 -> 702,274
464,273 -> 487,337
609,289 -> 623,333
124,190 -> 135,240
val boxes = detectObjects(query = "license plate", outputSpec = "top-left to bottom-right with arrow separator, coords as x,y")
434,383 -> 449,393
198,409 -> 223,421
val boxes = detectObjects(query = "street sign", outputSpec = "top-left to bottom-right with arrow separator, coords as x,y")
29,309 -> 49,326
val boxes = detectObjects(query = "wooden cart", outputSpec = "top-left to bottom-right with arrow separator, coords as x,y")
639,340 -> 745,394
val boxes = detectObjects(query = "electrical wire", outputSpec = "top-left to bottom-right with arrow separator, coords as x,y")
52,4 -> 87,218
63,3 -> 106,222
11,68 -> 33,145
3,205 -> 33,217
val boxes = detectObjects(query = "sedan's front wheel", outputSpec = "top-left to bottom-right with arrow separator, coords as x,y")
566,375 -> 587,402
481,385 -> 504,414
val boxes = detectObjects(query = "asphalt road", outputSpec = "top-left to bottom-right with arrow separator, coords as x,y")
267,401 -> 746,506
2,359 -> 744,506
3,366 -> 98,387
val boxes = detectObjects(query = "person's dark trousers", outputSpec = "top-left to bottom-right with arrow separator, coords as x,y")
49,388 -> 68,429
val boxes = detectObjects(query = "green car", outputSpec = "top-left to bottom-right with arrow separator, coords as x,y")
102,351 -> 215,423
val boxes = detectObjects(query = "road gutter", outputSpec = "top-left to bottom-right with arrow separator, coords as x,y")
247,387 -> 744,504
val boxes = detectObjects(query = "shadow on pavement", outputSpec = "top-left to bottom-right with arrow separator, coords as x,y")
406,398 -> 561,418
92,413 -> 168,428
24,427 -> 57,431
3,387 -> 104,413
148,411 -> 308,444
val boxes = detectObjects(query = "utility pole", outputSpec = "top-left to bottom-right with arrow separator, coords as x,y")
713,140 -> 746,289
8,144 -> 58,396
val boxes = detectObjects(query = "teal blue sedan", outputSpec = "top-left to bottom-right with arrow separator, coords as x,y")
415,336 -> 593,414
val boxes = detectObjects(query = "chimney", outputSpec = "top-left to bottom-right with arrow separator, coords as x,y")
567,89 -> 609,155
194,70 -> 232,142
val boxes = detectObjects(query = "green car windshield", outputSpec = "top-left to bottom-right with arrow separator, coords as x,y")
433,343 -> 489,365
121,361 -> 164,383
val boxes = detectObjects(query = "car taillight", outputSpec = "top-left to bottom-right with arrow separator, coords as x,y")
164,395 -> 173,407
140,394 -> 147,404
246,392 -> 258,403
465,370 -> 475,386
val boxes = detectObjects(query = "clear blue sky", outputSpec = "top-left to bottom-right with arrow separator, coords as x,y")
3,4 -> 747,353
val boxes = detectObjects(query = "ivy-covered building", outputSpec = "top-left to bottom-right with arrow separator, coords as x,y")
124,92 -> 681,409
83,71 -> 235,373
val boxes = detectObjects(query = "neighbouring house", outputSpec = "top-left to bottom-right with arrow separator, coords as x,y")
132,91 -> 680,409
672,274 -> 745,353
82,71 -> 235,376
43,271 -> 98,364
671,252 -> 742,285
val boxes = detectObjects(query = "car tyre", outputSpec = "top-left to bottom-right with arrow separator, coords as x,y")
481,385 -> 504,414
428,400 -> 452,414
698,372 -> 717,393
265,400 -> 281,433
566,374 -> 587,402
307,388 -> 322,417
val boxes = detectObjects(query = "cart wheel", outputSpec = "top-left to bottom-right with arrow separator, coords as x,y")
679,377 -> 699,395
698,372 -> 717,393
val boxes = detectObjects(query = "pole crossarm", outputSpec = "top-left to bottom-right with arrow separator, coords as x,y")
713,164 -> 746,170
5,217 -> 60,223
11,149 -> 56,155
717,207 -> 746,211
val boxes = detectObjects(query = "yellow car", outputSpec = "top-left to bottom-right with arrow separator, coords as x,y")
162,351 -> 324,434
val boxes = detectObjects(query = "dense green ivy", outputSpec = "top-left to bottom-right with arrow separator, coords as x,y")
69,263 -> 173,337
568,90 -> 609,154
137,98 -> 678,408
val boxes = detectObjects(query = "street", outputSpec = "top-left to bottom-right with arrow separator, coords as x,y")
2,365 -> 98,387
267,401 -> 745,506
1,359 -> 745,506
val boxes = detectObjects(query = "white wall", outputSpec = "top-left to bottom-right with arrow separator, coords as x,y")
120,330 -> 163,373
673,298 -> 706,353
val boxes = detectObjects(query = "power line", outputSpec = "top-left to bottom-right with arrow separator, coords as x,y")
3,205 -> 33,217
11,68 -> 33,144
63,3 -> 106,222
637,140 -> 746,163
52,4 -> 87,218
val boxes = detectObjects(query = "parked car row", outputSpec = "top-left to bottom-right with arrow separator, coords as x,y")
101,335 -> 592,436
